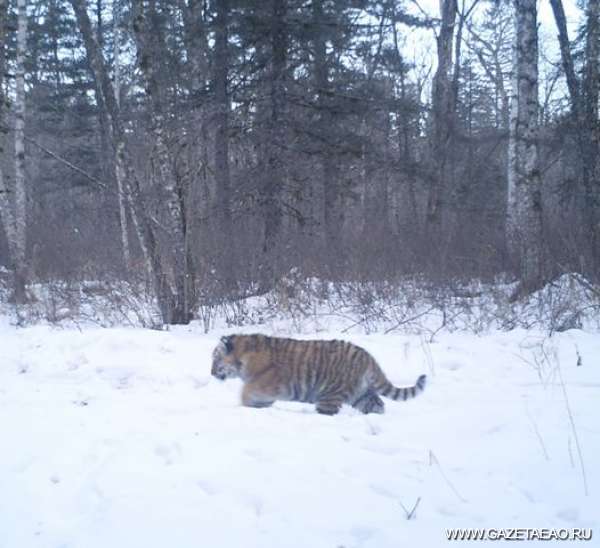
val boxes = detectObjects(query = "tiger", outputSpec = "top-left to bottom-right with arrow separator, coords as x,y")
210,334 -> 426,415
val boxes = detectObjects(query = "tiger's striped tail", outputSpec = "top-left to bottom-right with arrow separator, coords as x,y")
376,374 -> 426,401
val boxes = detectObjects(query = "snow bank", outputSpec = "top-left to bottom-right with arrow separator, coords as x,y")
4,273 -> 599,336
197,273 -> 600,335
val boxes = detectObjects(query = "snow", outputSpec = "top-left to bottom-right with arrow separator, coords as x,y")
1,317 -> 599,547
5,272 -> 600,334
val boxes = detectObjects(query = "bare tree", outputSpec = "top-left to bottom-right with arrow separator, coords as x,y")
549,0 -> 580,119
0,0 -> 14,274
180,0 -> 210,96
131,0 -> 195,323
583,0 -> 599,142
427,0 -> 457,266
312,0 -> 344,268
581,0 -> 599,271
69,0 -> 179,324
112,0 -> 130,269
507,0 -> 544,294
12,0 -> 28,302
452,0 -> 481,110
549,0 -> 600,273
213,0 -> 234,285
0,0 -> 29,302
467,2 -> 512,128
260,0 -> 287,284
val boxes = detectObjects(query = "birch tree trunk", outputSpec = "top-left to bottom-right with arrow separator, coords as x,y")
69,0 -> 176,325
0,0 -> 29,302
131,0 -> 193,324
507,0 -> 544,294
112,0 -> 130,269
506,1 -> 518,257
12,0 -> 28,302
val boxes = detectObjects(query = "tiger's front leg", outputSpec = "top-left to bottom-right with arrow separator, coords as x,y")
241,382 -> 275,408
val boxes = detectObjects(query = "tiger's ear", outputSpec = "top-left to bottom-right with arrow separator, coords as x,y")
220,335 -> 233,353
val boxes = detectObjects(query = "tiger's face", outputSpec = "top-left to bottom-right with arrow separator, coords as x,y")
211,336 -> 241,380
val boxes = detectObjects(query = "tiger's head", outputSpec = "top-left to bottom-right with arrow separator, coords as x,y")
211,335 -> 242,380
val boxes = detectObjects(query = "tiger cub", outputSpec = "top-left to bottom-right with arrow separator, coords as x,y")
211,334 -> 426,415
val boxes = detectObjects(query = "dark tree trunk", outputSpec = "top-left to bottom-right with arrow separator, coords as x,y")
427,0 -> 457,271
550,0 -> 600,273
131,0 -> 194,324
312,0 -> 343,272
583,0 -> 600,272
213,0 -> 234,287
549,0 -> 581,119
181,0 -> 209,96
260,0 -> 287,285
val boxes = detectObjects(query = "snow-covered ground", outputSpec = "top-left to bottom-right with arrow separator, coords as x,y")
1,315 -> 599,547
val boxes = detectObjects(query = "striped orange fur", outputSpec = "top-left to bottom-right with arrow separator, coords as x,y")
211,334 -> 426,415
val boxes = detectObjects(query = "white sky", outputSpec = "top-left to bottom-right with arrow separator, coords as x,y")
412,0 -> 582,30
398,0 -> 583,106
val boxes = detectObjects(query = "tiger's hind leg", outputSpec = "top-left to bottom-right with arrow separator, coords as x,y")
315,397 -> 344,415
352,391 -> 385,414
315,383 -> 356,415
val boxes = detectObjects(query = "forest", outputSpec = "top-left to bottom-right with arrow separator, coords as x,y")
0,0 -> 598,325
